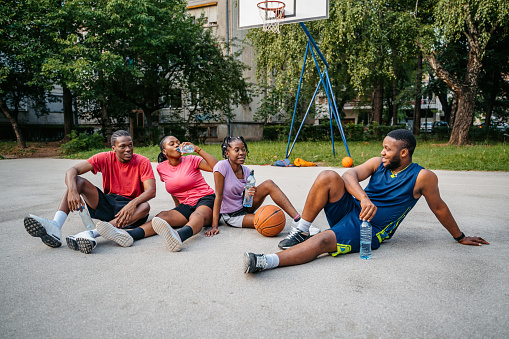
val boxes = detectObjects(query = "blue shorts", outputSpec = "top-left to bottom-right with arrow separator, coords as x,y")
324,192 -> 381,256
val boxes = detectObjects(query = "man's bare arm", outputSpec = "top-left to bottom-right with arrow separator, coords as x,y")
342,157 -> 381,221
65,161 -> 94,212
418,169 -> 489,246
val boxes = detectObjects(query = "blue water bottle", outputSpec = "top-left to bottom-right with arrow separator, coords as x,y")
243,170 -> 256,208
360,221 -> 372,259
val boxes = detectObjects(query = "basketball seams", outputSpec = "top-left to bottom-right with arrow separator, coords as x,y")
254,205 -> 286,236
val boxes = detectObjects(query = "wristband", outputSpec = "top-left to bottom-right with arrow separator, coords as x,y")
195,147 -> 202,153
454,232 -> 465,242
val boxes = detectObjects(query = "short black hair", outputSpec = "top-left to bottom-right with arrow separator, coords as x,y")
221,136 -> 249,159
387,129 -> 416,156
111,130 -> 131,146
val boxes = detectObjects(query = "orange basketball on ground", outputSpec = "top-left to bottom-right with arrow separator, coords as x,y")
253,205 -> 286,237
342,156 -> 353,167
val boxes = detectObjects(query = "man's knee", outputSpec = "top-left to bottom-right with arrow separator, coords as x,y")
138,202 -> 150,215
313,230 -> 337,253
316,170 -> 344,189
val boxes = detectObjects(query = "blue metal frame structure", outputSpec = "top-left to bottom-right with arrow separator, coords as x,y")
285,23 -> 351,159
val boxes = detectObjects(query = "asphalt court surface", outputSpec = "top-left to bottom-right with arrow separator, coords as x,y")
1,158 -> 508,338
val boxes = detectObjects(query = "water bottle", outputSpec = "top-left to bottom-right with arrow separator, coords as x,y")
360,220 -> 372,259
79,206 -> 95,230
177,145 -> 195,154
243,170 -> 256,208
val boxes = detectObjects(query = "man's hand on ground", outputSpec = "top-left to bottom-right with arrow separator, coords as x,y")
459,236 -> 490,246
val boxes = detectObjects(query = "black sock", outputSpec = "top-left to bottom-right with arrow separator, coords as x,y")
177,225 -> 194,243
127,227 -> 145,241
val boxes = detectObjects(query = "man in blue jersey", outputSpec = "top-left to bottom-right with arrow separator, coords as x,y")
244,129 -> 489,273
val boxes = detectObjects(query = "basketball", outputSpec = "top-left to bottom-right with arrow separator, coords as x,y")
253,205 -> 286,237
342,156 -> 353,168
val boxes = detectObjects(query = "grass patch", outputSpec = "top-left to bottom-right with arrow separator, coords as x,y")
2,140 -> 508,171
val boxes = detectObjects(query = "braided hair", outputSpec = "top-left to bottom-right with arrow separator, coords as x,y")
157,136 -> 173,163
110,130 -> 131,146
221,136 -> 249,159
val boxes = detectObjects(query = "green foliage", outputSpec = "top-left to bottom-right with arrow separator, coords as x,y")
263,123 -> 404,142
61,130 -> 105,155
60,140 -> 509,171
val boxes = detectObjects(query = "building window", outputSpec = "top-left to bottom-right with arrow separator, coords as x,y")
187,2 -> 218,27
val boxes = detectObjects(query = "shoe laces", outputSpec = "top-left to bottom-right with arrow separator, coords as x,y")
255,254 -> 267,269
285,227 -> 308,240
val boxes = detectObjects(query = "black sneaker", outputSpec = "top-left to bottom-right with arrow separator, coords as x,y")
244,252 -> 267,273
278,227 -> 310,250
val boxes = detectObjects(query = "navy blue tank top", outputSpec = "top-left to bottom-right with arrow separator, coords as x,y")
362,161 -> 424,242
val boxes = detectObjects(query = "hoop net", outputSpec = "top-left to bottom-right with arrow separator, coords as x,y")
257,1 -> 285,33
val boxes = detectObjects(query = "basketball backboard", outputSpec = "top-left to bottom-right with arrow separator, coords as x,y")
238,0 -> 329,30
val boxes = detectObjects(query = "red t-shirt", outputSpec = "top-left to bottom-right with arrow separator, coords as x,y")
87,152 -> 155,199
157,155 -> 214,206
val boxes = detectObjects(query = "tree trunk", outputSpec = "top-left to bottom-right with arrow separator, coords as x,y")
449,92 -> 458,127
392,75 -> 398,126
372,80 -> 383,125
437,91 -> 450,123
413,52 -> 422,135
448,87 -> 477,145
484,71 -> 500,129
62,85 -> 74,142
99,94 -> 112,143
0,97 -> 26,148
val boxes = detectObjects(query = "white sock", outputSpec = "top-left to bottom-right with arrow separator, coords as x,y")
297,219 -> 312,233
264,254 -> 280,270
53,211 -> 67,229
91,229 -> 100,238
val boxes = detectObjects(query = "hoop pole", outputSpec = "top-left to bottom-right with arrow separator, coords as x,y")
286,43 -> 309,159
325,68 -> 351,157
299,23 -> 329,68
285,23 -> 351,160
288,69 -> 326,157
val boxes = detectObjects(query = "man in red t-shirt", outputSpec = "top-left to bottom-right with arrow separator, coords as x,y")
24,130 -> 156,254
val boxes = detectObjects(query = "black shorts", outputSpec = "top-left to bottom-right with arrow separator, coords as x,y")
173,194 -> 216,220
86,187 -> 148,229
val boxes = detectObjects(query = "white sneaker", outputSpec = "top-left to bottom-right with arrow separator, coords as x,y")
66,231 -> 97,254
152,217 -> 182,252
309,225 -> 321,236
96,221 -> 133,247
24,214 -> 62,248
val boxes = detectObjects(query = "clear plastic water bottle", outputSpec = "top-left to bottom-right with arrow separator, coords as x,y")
79,206 -> 95,230
177,145 -> 195,154
243,170 -> 256,208
360,220 -> 372,259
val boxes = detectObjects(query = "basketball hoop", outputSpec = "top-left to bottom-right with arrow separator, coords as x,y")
257,1 -> 285,33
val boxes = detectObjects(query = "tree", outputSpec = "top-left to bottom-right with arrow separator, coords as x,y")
104,0 -> 250,142
0,0 -> 52,148
248,0 -> 420,128
417,0 -> 509,145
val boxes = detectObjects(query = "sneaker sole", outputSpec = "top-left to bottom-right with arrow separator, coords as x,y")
76,237 -> 97,254
243,252 -> 254,273
66,236 -> 79,251
96,221 -> 133,247
152,218 -> 182,252
24,216 -> 61,248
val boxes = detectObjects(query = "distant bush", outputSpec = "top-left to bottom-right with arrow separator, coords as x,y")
263,123 -> 403,142
61,130 -> 104,154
